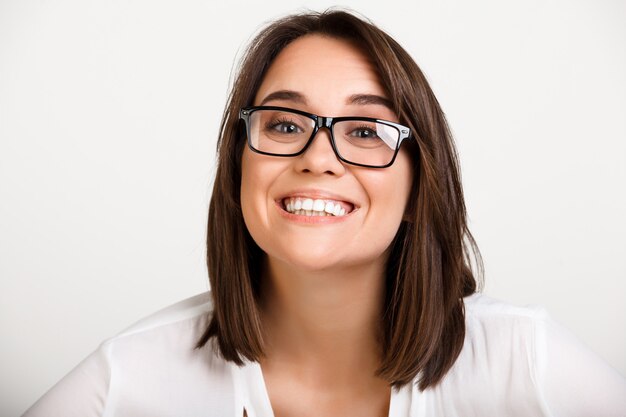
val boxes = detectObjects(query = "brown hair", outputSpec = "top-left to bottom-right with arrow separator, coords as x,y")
196,9 -> 482,390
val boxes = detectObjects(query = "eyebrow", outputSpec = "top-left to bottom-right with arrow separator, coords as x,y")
259,90 -> 394,112
347,94 -> 394,111
259,90 -> 307,106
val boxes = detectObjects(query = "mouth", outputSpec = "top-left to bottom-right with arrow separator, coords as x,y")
279,196 -> 355,217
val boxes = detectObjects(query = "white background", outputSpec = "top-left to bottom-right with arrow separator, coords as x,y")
1,0 -> 624,415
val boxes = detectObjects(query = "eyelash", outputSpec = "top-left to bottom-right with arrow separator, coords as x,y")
351,124 -> 378,136
265,117 -> 299,129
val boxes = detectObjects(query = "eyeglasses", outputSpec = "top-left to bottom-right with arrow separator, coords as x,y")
239,106 -> 414,168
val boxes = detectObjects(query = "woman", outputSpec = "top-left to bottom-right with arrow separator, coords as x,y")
24,9 -> 625,417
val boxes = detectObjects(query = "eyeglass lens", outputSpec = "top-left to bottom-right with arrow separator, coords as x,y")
248,109 -> 400,167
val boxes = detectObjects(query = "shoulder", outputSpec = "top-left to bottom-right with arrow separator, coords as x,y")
463,292 -> 549,323
102,292 -> 234,415
101,290 -> 226,374
423,293 -> 553,414
98,291 -> 217,361
24,292 -> 236,417
460,293 -> 550,370
111,291 -> 214,340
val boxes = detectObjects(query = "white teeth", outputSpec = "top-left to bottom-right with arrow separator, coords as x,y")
291,209 -> 331,216
283,196 -> 352,217
312,199 -> 325,211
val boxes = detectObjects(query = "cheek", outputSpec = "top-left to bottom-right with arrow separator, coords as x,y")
357,151 -> 413,245
240,148 -> 264,233
390,149 -> 415,211
240,148 -> 286,243
365,153 -> 413,217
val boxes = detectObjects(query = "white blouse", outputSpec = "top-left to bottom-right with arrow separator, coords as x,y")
23,292 -> 626,417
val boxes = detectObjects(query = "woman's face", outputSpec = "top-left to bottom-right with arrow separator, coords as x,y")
241,35 -> 414,273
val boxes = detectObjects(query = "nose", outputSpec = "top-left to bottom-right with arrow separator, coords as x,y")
293,127 -> 346,176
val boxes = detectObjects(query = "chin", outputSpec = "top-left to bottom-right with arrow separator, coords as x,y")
270,243 -> 384,275
275,248 -> 344,273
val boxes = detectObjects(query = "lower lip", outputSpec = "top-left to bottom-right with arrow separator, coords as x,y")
275,201 -> 354,224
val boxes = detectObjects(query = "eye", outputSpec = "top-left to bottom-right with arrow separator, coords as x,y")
349,125 -> 380,139
265,118 -> 304,134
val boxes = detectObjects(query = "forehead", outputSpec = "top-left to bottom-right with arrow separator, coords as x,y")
253,35 -> 388,112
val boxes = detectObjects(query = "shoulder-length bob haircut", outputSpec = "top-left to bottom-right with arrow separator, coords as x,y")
197,9 -> 482,390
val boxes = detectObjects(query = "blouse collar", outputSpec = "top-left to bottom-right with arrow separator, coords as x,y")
230,360 -> 417,417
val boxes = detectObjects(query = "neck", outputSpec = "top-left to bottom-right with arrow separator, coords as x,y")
259,255 -> 387,383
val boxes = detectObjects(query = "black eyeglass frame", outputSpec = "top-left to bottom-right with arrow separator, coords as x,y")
239,106 -> 415,169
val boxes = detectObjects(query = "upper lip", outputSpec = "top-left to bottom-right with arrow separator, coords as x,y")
275,188 -> 359,208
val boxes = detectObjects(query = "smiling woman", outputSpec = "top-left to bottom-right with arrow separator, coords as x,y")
22,8 -> 626,417
240,34 -> 414,282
